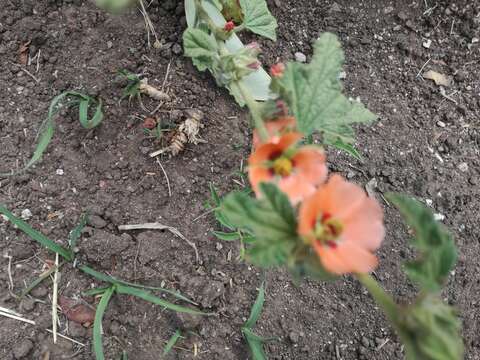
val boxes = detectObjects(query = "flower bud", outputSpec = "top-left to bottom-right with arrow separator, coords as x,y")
224,21 -> 235,32
270,63 -> 285,77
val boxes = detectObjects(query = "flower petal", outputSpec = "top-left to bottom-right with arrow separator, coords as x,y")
315,241 -> 378,275
279,176 -> 317,205
341,198 -> 385,251
253,117 -> 297,148
292,147 -> 328,185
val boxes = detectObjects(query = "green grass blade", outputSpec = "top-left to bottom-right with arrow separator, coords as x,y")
69,213 -> 88,250
242,327 -> 267,360
82,286 -> 110,297
0,118 -> 54,176
20,263 -> 62,298
213,231 -> 241,241
93,286 -> 115,360
244,282 -> 265,329
163,329 -> 182,355
78,98 -> 104,129
0,91 -> 103,176
115,284 -> 206,315
0,205 -> 72,260
78,265 -> 197,305
118,351 -> 128,360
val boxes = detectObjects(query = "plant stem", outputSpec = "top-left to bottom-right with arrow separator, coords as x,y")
355,273 -> 398,325
233,81 -> 269,141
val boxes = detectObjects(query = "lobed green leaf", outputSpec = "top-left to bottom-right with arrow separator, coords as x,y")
239,0 -> 277,41
399,295 -> 463,360
183,28 -> 219,72
276,33 -> 376,153
221,183 -> 298,267
387,193 -> 457,292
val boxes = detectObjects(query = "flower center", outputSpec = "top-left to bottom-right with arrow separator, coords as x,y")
272,157 -> 293,177
313,213 -> 344,248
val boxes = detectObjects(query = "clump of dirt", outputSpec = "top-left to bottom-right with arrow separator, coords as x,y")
1,0 -> 479,359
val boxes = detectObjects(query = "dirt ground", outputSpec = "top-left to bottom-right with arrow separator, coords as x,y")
0,0 -> 479,359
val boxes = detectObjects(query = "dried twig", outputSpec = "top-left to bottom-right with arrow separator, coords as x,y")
416,58 -> 431,79
376,338 -> 390,351
138,0 -> 160,48
52,253 -> 59,344
156,158 -> 172,197
4,254 -> 14,291
118,223 -> 200,263
0,309 -> 36,325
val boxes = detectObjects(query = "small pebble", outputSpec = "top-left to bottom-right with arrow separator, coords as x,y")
294,52 -> 307,63
457,162 -> 468,172
436,120 -> 446,128
13,339 -> 33,359
20,209 -> 32,220
56,169 -> 64,176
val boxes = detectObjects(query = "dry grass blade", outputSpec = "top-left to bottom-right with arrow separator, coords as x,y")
52,253 -> 60,344
118,223 -> 200,263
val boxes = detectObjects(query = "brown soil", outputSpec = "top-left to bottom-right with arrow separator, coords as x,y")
1,0 -> 479,359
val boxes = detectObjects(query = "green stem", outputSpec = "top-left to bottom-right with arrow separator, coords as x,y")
234,23 -> 246,33
355,273 -> 398,325
233,81 -> 269,141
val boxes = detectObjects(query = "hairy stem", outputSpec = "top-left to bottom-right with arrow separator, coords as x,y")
356,273 -> 398,325
234,81 -> 268,141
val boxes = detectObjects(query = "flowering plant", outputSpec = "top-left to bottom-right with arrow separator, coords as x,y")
85,0 -> 464,358
183,1 -> 463,359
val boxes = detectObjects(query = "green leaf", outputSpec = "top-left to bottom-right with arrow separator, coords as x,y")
387,193 -> 457,292
93,286 -> 115,360
276,33 -> 376,151
244,282 -> 265,329
115,284 -> 206,315
78,97 -> 104,129
78,265 -> 197,305
239,0 -> 277,41
163,329 -> 182,355
69,213 -> 88,251
0,205 -> 73,260
213,231 -> 241,241
20,263 -> 62,298
328,137 -> 362,160
118,351 -> 128,360
221,183 -> 298,267
242,327 -> 268,360
95,0 -> 135,13
398,295 -> 463,360
183,28 -> 219,72
0,91 -> 103,176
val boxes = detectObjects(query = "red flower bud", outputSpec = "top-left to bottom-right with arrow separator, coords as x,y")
143,117 -> 157,130
224,21 -> 235,32
270,63 -> 285,77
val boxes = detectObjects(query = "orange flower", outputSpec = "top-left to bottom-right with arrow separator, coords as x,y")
249,133 -> 327,205
298,175 -> 384,275
252,116 -> 297,148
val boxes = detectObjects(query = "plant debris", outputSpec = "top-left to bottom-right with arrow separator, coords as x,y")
423,70 -> 451,87
58,296 -> 95,326
150,109 -> 205,157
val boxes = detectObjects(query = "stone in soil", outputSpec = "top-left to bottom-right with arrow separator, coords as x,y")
12,339 -> 33,359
